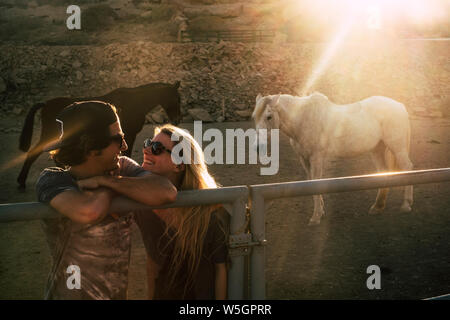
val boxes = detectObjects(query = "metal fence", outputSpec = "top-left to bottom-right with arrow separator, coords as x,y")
1,168 -> 449,299
180,29 -> 276,43
0,186 -> 250,300
248,167 -> 450,299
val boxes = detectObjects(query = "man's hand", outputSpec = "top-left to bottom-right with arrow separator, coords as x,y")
49,187 -> 115,224
77,178 -> 119,221
77,176 -> 101,190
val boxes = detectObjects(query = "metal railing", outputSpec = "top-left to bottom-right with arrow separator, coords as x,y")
0,186 -> 250,300
248,168 -> 450,299
1,168 -> 449,299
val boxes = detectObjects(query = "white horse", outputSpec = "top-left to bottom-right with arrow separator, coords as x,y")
252,92 -> 413,225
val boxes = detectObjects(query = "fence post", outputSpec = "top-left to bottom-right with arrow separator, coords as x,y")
228,187 -> 249,299
249,189 -> 266,299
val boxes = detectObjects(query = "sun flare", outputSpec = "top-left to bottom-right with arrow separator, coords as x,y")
286,0 -> 447,31
292,0 -> 448,94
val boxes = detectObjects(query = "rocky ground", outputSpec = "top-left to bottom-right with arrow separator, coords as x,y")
1,40 -> 449,130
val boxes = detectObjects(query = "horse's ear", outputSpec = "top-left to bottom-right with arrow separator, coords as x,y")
256,94 -> 262,103
174,81 -> 180,89
274,94 -> 281,106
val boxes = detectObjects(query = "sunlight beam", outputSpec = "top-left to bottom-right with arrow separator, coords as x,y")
300,15 -> 356,95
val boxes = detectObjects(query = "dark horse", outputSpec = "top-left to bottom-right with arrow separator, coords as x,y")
17,81 -> 181,189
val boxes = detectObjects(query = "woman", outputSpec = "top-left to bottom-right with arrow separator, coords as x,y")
134,124 -> 229,300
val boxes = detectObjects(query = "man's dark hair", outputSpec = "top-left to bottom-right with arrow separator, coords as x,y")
49,101 -> 119,166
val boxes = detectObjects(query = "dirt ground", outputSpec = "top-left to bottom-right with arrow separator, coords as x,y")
0,116 -> 449,300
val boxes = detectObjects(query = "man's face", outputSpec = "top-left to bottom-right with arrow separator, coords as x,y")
94,121 -> 128,173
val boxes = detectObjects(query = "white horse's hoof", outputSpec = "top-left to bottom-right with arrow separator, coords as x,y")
308,219 -> 321,226
369,205 -> 384,215
400,204 -> 412,213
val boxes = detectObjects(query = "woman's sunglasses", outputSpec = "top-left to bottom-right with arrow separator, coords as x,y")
143,138 -> 172,155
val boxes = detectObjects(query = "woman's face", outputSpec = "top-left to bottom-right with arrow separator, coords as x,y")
142,132 -> 177,177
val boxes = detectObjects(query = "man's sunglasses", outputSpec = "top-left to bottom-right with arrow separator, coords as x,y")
110,133 -> 125,149
143,138 -> 172,155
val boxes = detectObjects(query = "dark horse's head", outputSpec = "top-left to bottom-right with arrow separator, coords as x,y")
164,81 -> 182,125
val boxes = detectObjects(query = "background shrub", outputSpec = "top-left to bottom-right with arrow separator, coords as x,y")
82,4 -> 118,32
0,16 -> 47,42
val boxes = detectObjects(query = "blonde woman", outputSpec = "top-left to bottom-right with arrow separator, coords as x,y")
134,124 -> 229,300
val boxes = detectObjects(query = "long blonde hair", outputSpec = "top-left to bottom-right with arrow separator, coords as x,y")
154,124 -> 221,296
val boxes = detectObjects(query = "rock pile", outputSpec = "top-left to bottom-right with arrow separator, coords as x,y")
0,40 -> 448,122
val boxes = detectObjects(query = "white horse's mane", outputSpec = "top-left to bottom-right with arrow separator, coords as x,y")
252,95 -> 270,122
304,91 -> 332,108
253,92 -> 330,121
308,91 -> 329,100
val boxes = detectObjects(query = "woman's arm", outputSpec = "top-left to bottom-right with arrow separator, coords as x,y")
214,262 -> 227,300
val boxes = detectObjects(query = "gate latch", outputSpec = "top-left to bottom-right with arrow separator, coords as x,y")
229,233 -> 267,257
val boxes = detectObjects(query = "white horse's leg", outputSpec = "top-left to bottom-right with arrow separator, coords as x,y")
394,150 -> 414,212
289,139 -> 325,225
369,144 -> 390,215
289,139 -> 310,179
308,155 -> 325,226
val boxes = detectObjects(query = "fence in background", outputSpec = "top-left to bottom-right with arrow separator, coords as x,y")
180,29 -> 276,42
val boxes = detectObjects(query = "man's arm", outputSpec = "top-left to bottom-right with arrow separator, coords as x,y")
49,188 -> 115,224
78,174 -> 177,206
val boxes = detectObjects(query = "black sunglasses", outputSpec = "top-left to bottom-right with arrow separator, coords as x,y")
143,138 -> 172,155
110,133 -> 125,149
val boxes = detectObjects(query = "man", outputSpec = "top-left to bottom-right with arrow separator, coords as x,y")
36,100 -> 177,299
